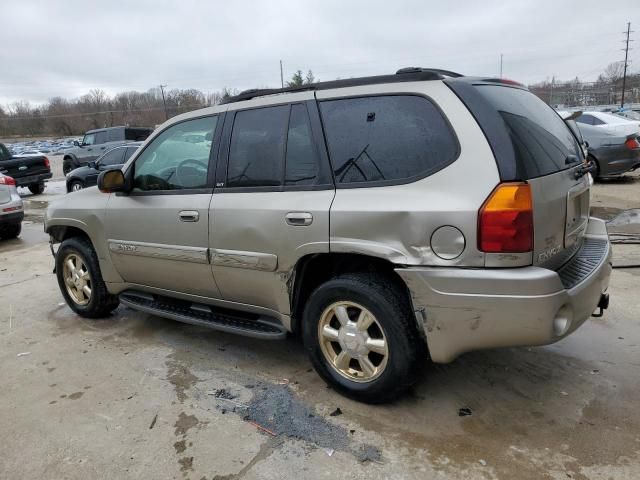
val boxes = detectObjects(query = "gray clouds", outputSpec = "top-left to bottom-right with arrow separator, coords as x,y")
0,0 -> 636,105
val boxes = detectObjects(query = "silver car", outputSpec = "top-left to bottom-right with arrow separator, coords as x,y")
0,174 -> 24,239
45,69 -> 612,402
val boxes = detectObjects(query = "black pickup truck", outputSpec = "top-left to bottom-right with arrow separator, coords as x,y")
0,143 -> 52,194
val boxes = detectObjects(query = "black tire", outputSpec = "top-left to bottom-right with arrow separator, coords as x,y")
62,158 -> 75,175
28,182 -> 45,195
589,155 -> 601,180
0,222 -> 21,239
69,180 -> 84,192
302,272 -> 423,403
55,236 -> 119,318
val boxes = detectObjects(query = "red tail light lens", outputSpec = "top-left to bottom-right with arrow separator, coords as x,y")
624,137 -> 640,150
0,175 -> 16,186
43,156 -> 50,168
478,182 -> 533,253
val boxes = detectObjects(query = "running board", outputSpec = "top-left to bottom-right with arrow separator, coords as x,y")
119,290 -> 287,340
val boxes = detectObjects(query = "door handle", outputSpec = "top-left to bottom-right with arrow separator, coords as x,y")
179,210 -> 200,222
285,212 -> 313,226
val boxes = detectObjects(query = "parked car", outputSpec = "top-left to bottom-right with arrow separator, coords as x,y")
45,69 -> 612,402
0,143 -> 52,194
14,149 -> 45,157
615,110 -> 640,121
559,111 -> 640,178
66,143 -> 141,192
62,126 -> 153,174
575,111 -> 640,136
0,173 -> 24,239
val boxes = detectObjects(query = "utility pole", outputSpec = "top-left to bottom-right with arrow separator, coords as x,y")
550,76 -> 555,105
499,53 -> 503,78
280,60 -> 284,88
620,22 -> 633,109
159,84 -> 168,120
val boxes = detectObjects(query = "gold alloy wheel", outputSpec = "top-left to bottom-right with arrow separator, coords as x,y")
318,301 -> 389,383
62,253 -> 92,306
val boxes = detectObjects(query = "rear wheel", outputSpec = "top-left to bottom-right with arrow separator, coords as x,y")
28,182 -> 45,195
0,222 -> 21,239
55,236 -> 119,318
302,273 -> 423,403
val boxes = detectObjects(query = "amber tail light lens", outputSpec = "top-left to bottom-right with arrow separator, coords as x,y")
478,182 -> 533,253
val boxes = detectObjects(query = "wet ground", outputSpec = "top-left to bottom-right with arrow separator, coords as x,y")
0,173 -> 639,479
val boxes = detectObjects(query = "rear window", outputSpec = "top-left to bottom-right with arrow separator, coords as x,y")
319,95 -> 459,185
455,84 -> 582,179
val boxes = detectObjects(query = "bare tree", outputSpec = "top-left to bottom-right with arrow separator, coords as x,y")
604,62 -> 625,83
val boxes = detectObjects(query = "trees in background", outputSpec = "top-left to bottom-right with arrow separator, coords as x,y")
0,86 -> 239,138
529,62 -> 640,107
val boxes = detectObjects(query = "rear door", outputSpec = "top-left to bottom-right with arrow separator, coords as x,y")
448,82 -> 589,266
210,94 -> 334,315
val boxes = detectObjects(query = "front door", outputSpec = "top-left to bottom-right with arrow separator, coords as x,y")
211,97 -> 335,315
104,114 -> 223,298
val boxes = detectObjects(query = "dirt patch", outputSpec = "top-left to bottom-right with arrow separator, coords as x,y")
243,385 -> 381,463
174,412 -> 199,437
67,391 -> 84,400
166,357 -> 200,403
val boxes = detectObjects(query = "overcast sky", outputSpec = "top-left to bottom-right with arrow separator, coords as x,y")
0,0 -> 636,106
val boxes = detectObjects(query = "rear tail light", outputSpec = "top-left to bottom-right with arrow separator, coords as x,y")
43,156 -> 50,168
0,176 -> 16,186
478,182 -> 533,253
624,137 -> 640,150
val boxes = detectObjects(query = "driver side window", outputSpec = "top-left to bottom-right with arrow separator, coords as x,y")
133,116 -> 217,191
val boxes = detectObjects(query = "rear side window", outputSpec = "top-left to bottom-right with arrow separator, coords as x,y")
124,147 -> 138,161
319,95 -> 458,185
227,106 -> 289,188
285,104 -> 320,186
457,84 -> 583,179
100,148 -> 125,166
576,114 -> 594,125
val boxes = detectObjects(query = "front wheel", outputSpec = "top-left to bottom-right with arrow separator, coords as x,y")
55,236 -> 119,318
302,273 -> 423,403
69,180 -> 84,192
28,182 -> 45,195
62,159 -> 75,175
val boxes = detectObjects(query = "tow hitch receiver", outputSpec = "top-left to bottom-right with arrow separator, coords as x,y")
592,293 -> 610,318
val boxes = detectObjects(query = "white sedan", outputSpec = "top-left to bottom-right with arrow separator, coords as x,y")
575,111 -> 640,136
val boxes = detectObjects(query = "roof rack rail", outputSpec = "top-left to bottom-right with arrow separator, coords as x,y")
220,68 -> 464,104
395,67 -> 464,78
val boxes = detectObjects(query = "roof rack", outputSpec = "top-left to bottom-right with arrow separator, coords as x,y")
220,68 -> 464,104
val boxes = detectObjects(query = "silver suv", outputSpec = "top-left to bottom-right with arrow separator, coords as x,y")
45,69 -> 612,402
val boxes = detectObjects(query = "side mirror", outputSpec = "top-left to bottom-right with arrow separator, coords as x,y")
98,169 -> 127,193
73,140 -> 81,147
583,141 -> 590,149
88,161 -> 97,169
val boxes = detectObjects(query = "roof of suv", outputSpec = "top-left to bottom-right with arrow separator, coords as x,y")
221,68 -> 465,104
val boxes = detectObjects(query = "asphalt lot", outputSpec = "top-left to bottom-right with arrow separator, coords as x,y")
1,164 -> 639,479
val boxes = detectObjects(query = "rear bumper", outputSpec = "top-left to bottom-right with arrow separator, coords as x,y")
14,172 -> 52,187
0,211 -> 24,225
599,154 -> 640,177
396,217 -> 612,363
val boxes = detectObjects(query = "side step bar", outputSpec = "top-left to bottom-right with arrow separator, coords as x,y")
119,290 -> 287,340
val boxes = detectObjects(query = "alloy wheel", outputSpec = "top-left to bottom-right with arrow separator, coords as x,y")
318,301 -> 389,383
62,253 -> 92,305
